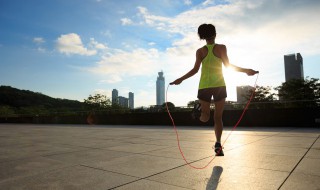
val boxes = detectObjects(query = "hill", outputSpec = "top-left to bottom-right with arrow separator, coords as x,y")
0,86 -> 85,115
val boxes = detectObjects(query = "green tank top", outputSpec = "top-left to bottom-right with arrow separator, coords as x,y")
198,44 -> 226,89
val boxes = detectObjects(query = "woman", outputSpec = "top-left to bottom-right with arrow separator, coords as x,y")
170,24 -> 258,156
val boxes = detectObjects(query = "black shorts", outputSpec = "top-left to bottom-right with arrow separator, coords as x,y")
197,86 -> 227,103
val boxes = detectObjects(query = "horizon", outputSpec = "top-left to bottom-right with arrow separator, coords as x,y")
1,0 -> 320,108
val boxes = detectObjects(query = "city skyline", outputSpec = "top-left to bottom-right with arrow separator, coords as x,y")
112,88 -> 134,108
1,0 -> 319,107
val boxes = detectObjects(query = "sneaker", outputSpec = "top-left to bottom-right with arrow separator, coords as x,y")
214,142 -> 224,156
191,102 -> 201,120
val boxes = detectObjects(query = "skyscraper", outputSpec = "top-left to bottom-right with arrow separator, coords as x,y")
156,71 -> 165,105
129,92 -> 134,109
112,89 -> 118,105
118,96 -> 128,108
284,53 -> 304,82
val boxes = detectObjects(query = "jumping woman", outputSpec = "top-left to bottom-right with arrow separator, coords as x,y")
170,23 -> 259,156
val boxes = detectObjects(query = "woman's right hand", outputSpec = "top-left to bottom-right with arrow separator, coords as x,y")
245,69 -> 259,76
170,78 -> 183,85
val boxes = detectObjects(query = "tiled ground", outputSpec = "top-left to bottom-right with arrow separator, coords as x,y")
0,124 -> 319,190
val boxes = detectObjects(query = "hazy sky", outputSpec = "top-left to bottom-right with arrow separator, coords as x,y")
1,0 -> 319,107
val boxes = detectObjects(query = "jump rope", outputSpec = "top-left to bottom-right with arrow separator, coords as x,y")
165,73 -> 259,169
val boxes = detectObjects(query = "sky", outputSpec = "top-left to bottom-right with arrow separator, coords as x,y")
1,0 -> 320,108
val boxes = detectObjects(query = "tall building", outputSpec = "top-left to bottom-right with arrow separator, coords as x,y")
284,53 -> 304,82
237,86 -> 254,103
129,92 -> 134,109
112,89 -> 118,105
118,96 -> 128,108
156,71 -> 165,105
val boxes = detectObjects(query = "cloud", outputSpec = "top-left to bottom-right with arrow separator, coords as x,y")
184,0 -> 192,5
202,0 -> 214,6
56,33 -> 97,56
120,18 -> 133,25
87,48 -> 161,83
33,37 -> 45,44
89,38 -> 107,50
99,75 -> 122,84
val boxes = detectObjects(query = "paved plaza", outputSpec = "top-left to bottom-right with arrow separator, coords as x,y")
0,124 -> 319,190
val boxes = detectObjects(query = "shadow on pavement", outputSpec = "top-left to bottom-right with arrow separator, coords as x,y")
206,166 -> 223,190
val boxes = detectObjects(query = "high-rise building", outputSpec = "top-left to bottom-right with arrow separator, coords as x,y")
156,71 -> 165,105
237,85 -> 254,103
112,89 -> 118,105
118,96 -> 128,108
284,53 -> 304,82
129,92 -> 134,109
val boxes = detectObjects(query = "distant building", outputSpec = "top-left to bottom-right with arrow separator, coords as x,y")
112,89 -> 134,108
112,89 -> 118,105
284,53 -> 304,82
156,71 -> 165,105
237,86 -> 254,103
129,92 -> 134,109
118,96 -> 128,108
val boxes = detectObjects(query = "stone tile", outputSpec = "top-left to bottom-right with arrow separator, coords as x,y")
114,179 -> 191,190
228,144 -> 308,157
0,156 -> 72,182
254,136 -> 315,148
46,149 -> 131,165
11,143 -> 88,156
221,152 -> 301,172
0,137 -> 30,147
312,138 -> 320,149
0,146 -> 38,163
0,165 -> 138,190
57,138 -> 129,149
106,143 -> 169,154
83,154 -> 185,178
148,164 -> 288,190
280,172 -> 320,190
141,146 -> 215,161
143,139 -> 179,147
305,149 -> 320,159
294,157 -> 320,176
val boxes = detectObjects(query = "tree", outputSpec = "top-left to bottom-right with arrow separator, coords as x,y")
242,86 -> 276,109
187,100 -> 199,108
0,106 -> 15,117
275,77 -> 320,108
162,102 -> 175,112
84,94 -> 111,109
244,86 -> 276,102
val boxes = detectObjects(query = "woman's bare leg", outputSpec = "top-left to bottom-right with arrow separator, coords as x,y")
213,98 -> 225,142
199,99 -> 211,123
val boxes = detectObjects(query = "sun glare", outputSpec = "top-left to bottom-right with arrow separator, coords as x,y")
223,67 -> 247,102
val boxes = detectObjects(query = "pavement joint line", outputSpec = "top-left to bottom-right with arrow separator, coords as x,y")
80,164 -> 193,190
79,164 -> 140,179
277,134 -> 320,190
107,162 -> 195,190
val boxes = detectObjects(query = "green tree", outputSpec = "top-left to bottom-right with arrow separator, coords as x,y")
0,106 -> 15,117
275,77 -> 320,108
187,100 -> 199,108
243,86 -> 276,109
84,94 -> 111,109
162,102 -> 175,112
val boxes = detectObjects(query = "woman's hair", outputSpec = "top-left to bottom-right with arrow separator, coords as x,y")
198,24 -> 216,40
